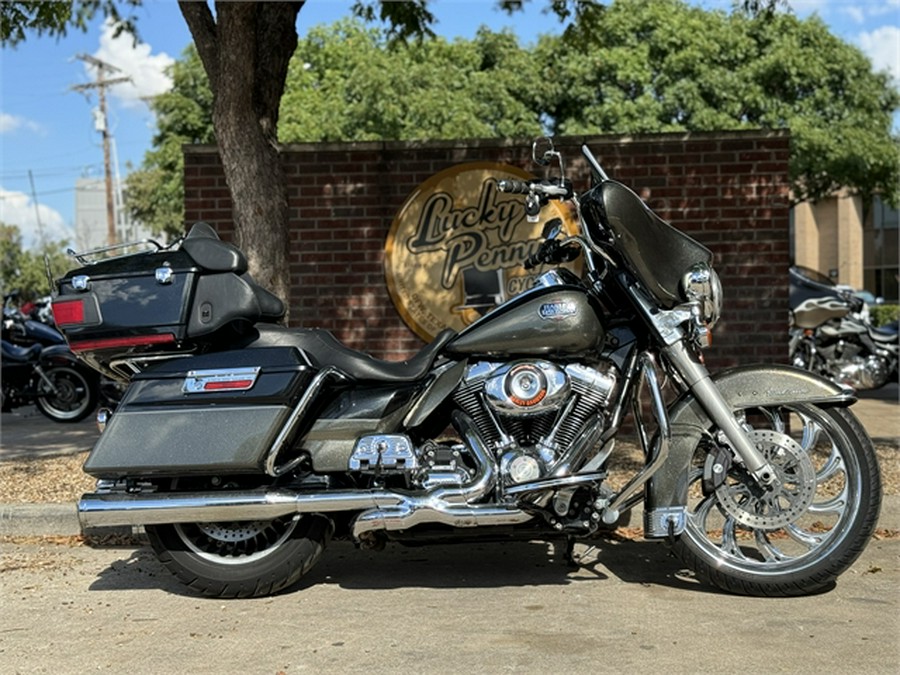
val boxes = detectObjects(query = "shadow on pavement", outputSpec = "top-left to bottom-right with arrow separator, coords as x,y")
86,537 -> 720,597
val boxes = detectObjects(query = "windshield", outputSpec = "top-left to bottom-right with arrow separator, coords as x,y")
581,179 -> 713,308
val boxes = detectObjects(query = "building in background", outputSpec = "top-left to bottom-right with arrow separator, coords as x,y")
792,193 -> 899,302
74,177 -> 154,251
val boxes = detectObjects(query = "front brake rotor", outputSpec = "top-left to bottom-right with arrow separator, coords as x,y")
714,430 -> 817,530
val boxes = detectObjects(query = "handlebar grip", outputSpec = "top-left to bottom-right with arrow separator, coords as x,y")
524,253 -> 541,270
498,179 -> 533,194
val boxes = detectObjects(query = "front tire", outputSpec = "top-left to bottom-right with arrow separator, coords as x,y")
146,513 -> 333,598
672,403 -> 881,596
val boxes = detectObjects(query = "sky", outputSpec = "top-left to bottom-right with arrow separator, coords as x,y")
1,0 -> 898,251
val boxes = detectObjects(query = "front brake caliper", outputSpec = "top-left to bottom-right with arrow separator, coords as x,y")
701,442 -> 732,495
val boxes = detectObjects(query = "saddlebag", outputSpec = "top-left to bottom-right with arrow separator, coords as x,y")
83,347 -> 314,478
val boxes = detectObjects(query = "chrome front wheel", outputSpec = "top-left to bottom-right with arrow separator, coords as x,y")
673,403 -> 881,596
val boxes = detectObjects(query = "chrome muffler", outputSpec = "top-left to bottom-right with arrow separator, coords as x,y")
78,489 -> 406,529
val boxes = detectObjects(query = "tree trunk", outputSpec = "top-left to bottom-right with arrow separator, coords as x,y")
178,1 -> 303,323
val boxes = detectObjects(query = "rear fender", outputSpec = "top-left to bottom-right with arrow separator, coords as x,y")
642,364 -> 853,537
39,345 -> 92,371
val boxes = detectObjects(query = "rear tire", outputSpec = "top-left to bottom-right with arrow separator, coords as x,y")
35,365 -> 97,422
672,403 -> 881,596
146,513 -> 333,598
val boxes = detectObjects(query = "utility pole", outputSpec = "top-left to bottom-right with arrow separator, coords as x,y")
71,54 -> 130,247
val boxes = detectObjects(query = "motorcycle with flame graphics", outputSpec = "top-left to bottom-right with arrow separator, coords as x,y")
55,140 -> 881,598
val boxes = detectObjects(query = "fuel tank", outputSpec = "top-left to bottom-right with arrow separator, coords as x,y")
445,284 -> 603,357
792,298 -> 850,329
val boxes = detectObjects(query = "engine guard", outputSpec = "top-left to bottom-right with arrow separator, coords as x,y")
642,364 -> 854,538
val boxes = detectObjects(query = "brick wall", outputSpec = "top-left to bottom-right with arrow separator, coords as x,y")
183,131 -> 791,370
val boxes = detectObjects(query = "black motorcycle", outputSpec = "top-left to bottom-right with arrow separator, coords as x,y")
789,266 -> 898,390
54,139 -> 881,598
3,290 -> 122,411
1,336 -> 98,423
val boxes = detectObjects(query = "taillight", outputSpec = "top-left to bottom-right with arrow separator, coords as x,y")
69,333 -> 177,352
52,299 -> 85,325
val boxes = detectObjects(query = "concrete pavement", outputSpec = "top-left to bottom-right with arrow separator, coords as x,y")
1,534 -> 898,673
0,387 -> 898,675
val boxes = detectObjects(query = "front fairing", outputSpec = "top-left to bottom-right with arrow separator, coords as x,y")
581,180 -> 713,309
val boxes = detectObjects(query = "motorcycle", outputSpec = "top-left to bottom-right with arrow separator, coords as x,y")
1,342 -> 99,422
3,291 -> 66,348
3,291 -> 123,410
789,265 -> 899,390
54,139 -> 881,598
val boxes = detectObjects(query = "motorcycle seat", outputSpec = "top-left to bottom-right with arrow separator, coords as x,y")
244,325 -> 457,383
1,340 -> 41,363
869,325 -> 899,343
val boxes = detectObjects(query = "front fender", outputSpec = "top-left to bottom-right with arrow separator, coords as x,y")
642,364 -> 854,537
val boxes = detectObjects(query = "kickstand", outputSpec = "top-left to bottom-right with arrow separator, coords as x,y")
564,536 -> 578,568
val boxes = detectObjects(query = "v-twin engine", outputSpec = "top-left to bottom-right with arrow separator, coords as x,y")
454,359 -> 619,484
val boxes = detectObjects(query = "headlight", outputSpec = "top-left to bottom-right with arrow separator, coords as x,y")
681,263 -> 722,327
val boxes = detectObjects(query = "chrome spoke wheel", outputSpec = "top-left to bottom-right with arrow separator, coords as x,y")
175,516 -> 301,565
674,403 -> 881,595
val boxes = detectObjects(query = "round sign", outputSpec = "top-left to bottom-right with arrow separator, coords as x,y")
385,162 -> 580,341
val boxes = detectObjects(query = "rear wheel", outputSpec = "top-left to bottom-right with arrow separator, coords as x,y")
35,365 -> 97,422
146,513 -> 333,598
672,403 -> 881,596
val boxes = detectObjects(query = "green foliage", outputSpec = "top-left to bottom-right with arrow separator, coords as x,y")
536,0 -> 900,205
0,0 -> 142,46
279,20 -> 543,142
127,1 -> 899,230
124,45 -> 214,238
0,223 -> 74,299
870,305 -> 900,328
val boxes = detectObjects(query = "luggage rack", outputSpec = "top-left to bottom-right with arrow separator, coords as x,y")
66,238 -> 172,265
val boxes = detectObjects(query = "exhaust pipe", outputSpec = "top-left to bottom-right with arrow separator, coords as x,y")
350,411 -> 532,537
77,411 -> 535,534
78,489 -> 406,529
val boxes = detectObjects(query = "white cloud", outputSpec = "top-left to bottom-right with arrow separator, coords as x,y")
0,112 -> 43,135
84,20 -> 175,108
841,6 -> 865,24
858,25 -> 900,81
0,188 -> 73,250
869,0 -> 900,18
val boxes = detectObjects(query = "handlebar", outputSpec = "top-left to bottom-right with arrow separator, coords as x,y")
498,178 -> 573,200
497,179 -> 532,195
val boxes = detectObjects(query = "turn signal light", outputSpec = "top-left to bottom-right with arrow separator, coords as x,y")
52,299 -> 85,325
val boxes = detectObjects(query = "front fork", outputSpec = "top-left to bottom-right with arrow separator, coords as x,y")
33,364 -> 60,395
661,341 -> 779,488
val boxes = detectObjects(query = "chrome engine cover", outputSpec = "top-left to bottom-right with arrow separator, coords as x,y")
484,360 -> 569,417
454,359 -> 620,485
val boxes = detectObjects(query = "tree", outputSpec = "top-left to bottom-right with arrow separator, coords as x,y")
1,0 -> 796,314
280,21 -> 543,142
126,45 -> 213,238
0,223 -> 74,299
534,0 -> 900,205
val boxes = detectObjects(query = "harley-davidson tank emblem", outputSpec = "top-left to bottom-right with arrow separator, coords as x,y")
539,300 -> 578,320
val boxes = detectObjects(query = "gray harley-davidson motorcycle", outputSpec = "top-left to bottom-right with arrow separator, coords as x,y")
54,139 -> 881,598
789,265 -> 898,390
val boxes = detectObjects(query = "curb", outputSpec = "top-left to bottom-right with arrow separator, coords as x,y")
3,496 -> 899,539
